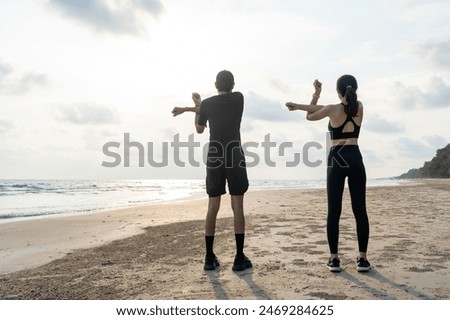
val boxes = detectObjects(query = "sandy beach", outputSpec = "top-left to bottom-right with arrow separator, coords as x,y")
0,179 -> 449,300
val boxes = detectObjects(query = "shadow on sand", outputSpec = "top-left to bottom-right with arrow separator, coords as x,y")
337,268 -> 433,299
205,267 -> 271,300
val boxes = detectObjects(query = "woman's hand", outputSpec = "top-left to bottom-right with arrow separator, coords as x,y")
285,102 -> 297,111
313,79 -> 322,95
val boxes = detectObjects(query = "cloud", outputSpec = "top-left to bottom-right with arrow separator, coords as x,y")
364,114 -> 404,134
394,77 -> 450,109
9,73 -> 49,94
244,91 -> 293,122
82,127 -> 117,150
0,58 -> 49,94
413,39 -> 450,71
395,1 -> 450,25
0,72 -> 49,94
0,60 -> 13,77
360,148 -> 383,164
0,119 -> 15,135
425,135 -> 448,149
49,0 -> 163,35
269,78 -> 290,93
396,137 -> 438,158
0,60 -> 13,90
134,0 -> 163,13
57,103 -> 120,125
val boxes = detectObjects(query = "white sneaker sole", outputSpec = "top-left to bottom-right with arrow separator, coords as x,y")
357,266 -> 371,272
327,266 -> 341,272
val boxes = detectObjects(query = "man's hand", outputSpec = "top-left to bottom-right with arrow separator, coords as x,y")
172,93 -> 202,117
192,92 -> 202,106
171,107 -> 186,117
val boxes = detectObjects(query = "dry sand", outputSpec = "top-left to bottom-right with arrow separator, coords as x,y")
0,179 -> 449,300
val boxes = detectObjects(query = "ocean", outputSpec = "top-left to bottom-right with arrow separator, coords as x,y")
0,178 -> 401,223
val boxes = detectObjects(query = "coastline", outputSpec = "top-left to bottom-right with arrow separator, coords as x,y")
0,178 -> 402,224
0,179 -> 449,299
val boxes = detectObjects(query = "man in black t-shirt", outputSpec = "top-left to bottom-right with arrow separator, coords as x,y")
172,70 -> 252,272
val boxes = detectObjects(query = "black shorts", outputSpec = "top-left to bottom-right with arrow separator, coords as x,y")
206,163 -> 249,197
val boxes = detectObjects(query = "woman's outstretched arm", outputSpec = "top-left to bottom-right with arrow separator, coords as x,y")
285,102 -> 324,113
285,79 -> 324,115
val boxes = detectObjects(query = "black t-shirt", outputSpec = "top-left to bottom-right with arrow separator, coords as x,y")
197,92 -> 245,166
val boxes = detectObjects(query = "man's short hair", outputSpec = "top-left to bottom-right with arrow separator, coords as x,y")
216,70 -> 234,92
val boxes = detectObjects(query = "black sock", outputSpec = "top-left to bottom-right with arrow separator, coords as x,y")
205,236 -> 215,257
235,233 -> 245,257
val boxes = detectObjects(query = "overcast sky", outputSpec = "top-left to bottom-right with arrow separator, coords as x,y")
0,0 -> 449,180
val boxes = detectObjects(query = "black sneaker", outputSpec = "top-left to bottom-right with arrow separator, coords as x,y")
203,255 -> 220,271
357,257 -> 371,272
232,255 -> 253,271
327,258 -> 341,272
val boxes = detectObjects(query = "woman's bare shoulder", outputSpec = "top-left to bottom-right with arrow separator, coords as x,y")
327,103 -> 343,110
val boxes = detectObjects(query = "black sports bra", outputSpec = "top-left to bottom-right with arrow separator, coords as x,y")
328,113 -> 361,140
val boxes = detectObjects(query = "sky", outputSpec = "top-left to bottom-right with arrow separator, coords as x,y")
0,0 -> 449,181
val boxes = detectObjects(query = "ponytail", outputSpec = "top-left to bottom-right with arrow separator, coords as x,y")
344,85 -> 358,117
337,74 -> 359,117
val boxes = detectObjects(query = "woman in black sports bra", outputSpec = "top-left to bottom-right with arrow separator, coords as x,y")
286,75 -> 371,273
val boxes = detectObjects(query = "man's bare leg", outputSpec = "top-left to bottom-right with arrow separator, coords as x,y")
230,195 -> 245,234
204,196 -> 221,270
231,195 -> 252,271
205,196 -> 221,236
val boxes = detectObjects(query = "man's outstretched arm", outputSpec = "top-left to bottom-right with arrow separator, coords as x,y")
171,93 -> 202,116
171,92 -> 205,133
171,105 -> 199,116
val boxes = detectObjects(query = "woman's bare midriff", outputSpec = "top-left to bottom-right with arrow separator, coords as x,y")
331,138 -> 358,147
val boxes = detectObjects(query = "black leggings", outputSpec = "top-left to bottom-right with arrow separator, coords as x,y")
327,145 -> 369,254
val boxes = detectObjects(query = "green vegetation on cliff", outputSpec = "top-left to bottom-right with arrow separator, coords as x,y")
398,144 -> 450,179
